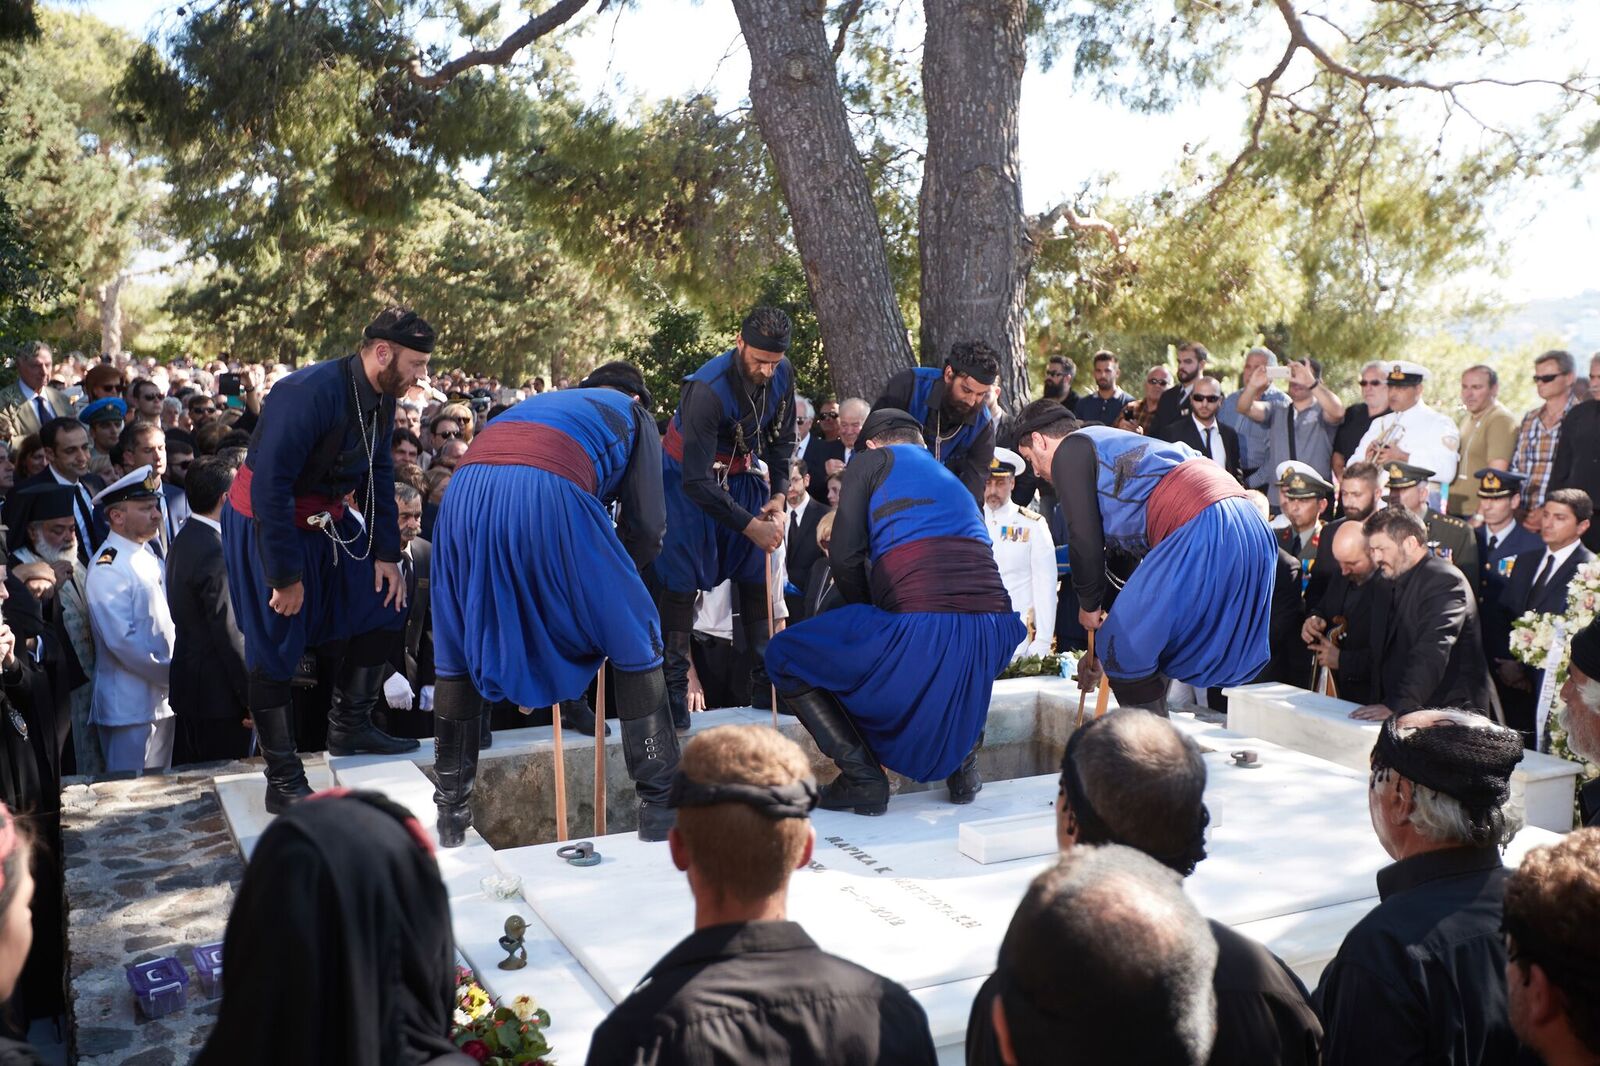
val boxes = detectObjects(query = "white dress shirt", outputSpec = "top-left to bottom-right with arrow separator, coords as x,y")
1191,414 -> 1226,465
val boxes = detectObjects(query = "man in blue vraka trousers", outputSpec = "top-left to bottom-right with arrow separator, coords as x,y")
429,362 -> 682,843
655,307 -> 798,723
222,307 -> 430,813
766,408 -> 1025,815
1013,399 -> 1275,716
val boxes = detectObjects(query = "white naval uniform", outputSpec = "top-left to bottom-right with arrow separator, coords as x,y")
84,530 -> 176,773
1354,401 -> 1462,490
984,499 -> 1057,659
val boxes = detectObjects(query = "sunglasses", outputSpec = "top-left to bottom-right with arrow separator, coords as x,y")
1190,394 -> 1221,403
435,429 -> 463,439
1359,379 -> 1385,387
1147,377 -> 1169,385
192,406 -> 216,416
1532,373 -> 1564,384
817,412 -> 839,421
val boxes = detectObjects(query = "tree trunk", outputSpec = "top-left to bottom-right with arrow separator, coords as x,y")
919,0 -> 1032,413
728,0 -> 914,401
96,272 -> 125,357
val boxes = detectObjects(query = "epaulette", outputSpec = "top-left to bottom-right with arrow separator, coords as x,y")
95,547 -> 117,566
1435,512 -> 1469,529
1017,507 -> 1042,522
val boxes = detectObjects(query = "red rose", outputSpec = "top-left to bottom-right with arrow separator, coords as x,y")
461,1040 -> 490,1062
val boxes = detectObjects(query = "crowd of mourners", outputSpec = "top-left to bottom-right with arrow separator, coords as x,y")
0,334 -> 1596,1065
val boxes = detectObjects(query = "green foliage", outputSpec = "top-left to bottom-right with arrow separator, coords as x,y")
0,190 -> 60,355
0,9 -> 155,343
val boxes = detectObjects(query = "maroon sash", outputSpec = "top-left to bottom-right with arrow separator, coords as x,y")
458,421 -> 597,495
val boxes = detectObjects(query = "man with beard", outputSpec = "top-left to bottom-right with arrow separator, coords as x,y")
1300,460 -> 1382,615
656,306 -> 797,729
1383,460 -> 1478,584
1012,400 -> 1275,717
1303,521 -> 1382,703
1351,507 -> 1492,722
873,340 -> 999,504
1153,340 -> 1209,432
1041,355 -> 1078,412
222,307 -> 430,812
7,483 -> 96,774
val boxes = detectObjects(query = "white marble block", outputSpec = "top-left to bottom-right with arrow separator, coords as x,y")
1224,682 -> 1583,832
958,811 -> 1057,865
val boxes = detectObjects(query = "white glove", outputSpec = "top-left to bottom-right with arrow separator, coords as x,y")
1028,641 -> 1053,660
419,685 -> 435,712
383,672 -> 415,710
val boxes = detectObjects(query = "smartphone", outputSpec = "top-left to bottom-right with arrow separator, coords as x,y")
1266,366 -> 1291,381
219,372 -> 242,396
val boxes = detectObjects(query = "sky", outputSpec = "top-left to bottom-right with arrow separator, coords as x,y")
78,0 -> 1598,304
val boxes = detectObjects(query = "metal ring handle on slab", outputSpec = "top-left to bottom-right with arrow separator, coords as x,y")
557,841 -> 602,867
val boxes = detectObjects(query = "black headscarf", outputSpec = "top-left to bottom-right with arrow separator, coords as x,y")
195,791 -> 467,1066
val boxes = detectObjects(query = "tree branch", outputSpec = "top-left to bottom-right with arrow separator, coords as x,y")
1029,203 -> 1124,249
408,0 -> 594,89
832,0 -> 866,59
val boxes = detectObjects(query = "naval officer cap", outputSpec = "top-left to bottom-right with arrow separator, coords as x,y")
1474,468 -> 1527,499
1275,460 -> 1334,500
80,397 -> 127,425
1383,460 -> 1436,490
90,465 -> 162,509
859,407 -> 923,442
990,447 -> 1025,479
1384,360 -> 1428,387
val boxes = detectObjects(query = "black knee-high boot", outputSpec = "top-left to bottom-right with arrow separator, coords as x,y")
779,687 -> 890,815
613,666 -> 681,842
433,675 -> 482,848
252,675 -> 312,814
947,732 -> 984,804
327,657 -> 423,756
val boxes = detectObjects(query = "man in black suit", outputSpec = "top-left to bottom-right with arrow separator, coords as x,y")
379,480 -> 437,740
119,422 -> 191,559
1353,507 -> 1493,722
1158,375 -> 1240,479
1152,340 -> 1208,432
796,511 -> 845,623
3,417 -> 107,566
1549,353 -> 1600,552
801,399 -> 845,505
1493,488 -> 1594,741
1305,520 -> 1382,704
166,455 -> 251,763
782,461 -> 829,619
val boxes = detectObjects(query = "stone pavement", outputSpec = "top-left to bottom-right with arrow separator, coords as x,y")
61,761 -> 255,1066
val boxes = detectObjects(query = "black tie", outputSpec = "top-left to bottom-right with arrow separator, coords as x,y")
1289,533 -> 1303,558
1530,553 -> 1557,605
1203,426 -> 1214,459
1487,533 -> 1498,553
34,396 -> 50,428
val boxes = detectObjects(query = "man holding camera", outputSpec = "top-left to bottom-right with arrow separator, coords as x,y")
1236,357 -> 1345,510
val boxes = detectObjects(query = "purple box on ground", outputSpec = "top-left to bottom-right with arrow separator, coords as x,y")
192,942 -> 224,998
125,956 -> 189,1018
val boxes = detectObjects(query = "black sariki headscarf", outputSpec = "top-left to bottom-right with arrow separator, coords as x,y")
195,790 -> 465,1066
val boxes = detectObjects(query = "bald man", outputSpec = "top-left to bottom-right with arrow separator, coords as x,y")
1304,521 -> 1381,704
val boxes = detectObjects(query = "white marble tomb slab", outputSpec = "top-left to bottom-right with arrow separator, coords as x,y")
214,760 -> 334,860
1225,682 -> 1583,832
499,741 -> 1403,1009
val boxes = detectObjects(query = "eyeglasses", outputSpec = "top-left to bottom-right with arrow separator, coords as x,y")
435,429 -> 463,439
817,412 -> 839,421
1190,395 -> 1221,403
1532,373 -> 1564,384
1147,377 -> 1169,385
1359,379 -> 1385,388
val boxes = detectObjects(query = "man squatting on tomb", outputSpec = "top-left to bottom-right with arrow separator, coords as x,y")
765,408 -> 1026,814
1013,399 -> 1276,716
655,308 -> 797,723
223,308 -> 429,813
429,361 -> 682,845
